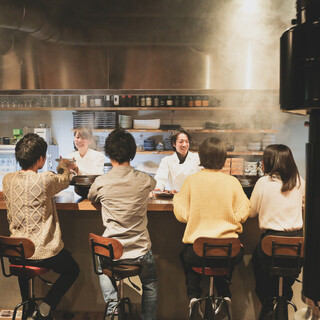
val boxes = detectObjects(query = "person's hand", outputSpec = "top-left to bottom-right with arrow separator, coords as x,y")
170,190 -> 178,194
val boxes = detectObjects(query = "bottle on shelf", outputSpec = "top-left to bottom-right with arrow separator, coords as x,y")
140,96 -> 146,107
104,95 -> 113,107
188,96 -> 195,107
135,95 -> 141,107
153,96 -> 159,107
146,96 -> 152,107
195,96 -> 202,107
166,96 -> 173,107
174,96 -> 180,107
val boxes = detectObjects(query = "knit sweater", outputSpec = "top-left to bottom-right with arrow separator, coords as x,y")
173,169 -> 251,244
3,163 -> 70,259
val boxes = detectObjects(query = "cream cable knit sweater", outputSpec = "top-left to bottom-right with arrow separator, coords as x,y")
3,163 -> 70,259
173,169 -> 251,244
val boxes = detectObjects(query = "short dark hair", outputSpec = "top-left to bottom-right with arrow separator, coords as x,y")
15,133 -> 48,170
170,129 -> 192,150
104,129 -> 136,164
199,137 -> 227,169
263,144 -> 300,192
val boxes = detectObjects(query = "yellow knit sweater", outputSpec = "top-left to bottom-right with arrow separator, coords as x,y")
173,169 -> 251,244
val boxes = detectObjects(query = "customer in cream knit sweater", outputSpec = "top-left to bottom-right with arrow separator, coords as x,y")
173,137 -> 250,314
3,133 -> 79,320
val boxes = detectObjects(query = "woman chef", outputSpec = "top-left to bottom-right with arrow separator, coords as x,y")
67,127 -> 105,175
155,129 -> 200,193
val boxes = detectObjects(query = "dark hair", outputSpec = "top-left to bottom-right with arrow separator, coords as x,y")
263,144 -> 300,193
104,129 -> 136,164
170,129 -> 192,151
199,137 -> 227,169
15,133 -> 48,170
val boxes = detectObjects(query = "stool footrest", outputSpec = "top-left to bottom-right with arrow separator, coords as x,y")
192,266 -> 228,276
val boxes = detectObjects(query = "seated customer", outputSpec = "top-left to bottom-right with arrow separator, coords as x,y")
2,133 -> 79,320
155,129 -> 200,193
88,129 -> 158,320
249,144 -> 305,319
67,126 -> 105,175
173,137 -> 250,317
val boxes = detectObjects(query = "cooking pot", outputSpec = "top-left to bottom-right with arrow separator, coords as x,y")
70,175 -> 100,198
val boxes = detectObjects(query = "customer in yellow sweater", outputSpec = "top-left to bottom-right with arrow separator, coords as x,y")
173,137 -> 250,317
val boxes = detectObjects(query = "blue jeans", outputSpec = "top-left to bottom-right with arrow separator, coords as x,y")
99,250 -> 158,320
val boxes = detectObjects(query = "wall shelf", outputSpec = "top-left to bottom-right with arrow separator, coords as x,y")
136,150 -> 264,156
93,129 -> 277,133
0,106 -> 275,111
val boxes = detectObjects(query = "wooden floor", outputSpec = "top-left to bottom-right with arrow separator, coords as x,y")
0,310 -> 105,320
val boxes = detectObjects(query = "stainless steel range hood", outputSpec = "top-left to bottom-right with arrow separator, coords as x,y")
0,0 -> 290,91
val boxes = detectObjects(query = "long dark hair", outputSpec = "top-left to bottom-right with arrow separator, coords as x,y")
263,144 -> 300,193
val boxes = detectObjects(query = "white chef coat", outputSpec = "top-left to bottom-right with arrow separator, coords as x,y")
67,149 -> 105,175
155,152 -> 200,191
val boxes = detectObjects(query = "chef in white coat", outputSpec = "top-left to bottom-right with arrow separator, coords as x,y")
155,129 -> 200,193
67,126 -> 105,175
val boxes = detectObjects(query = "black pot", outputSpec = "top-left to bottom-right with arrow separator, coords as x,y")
70,175 -> 100,198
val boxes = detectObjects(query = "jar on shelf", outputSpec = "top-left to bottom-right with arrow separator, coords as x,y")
119,95 -> 127,107
195,96 -> 202,107
187,96 -> 195,107
104,95 -> 113,107
146,96 -> 152,107
153,96 -> 159,107
166,96 -> 173,107
127,95 -> 134,107
202,96 -> 209,107
181,96 -> 187,107
113,95 -> 120,106
159,96 -> 166,107
140,96 -> 146,107
135,95 -> 141,107
174,96 -> 180,107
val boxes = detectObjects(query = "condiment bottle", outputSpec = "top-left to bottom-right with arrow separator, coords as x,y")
135,96 -> 141,107
159,96 -> 166,107
188,96 -> 195,107
202,95 -> 209,107
146,96 -> 152,107
195,96 -> 202,107
174,96 -> 180,107
153,96 -> 159,107
140,96 -> 146,107
166,96 -> 173,107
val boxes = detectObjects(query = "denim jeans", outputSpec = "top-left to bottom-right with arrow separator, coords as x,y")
99,250 -> 158,320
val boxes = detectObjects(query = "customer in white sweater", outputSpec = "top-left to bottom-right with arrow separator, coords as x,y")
3,133 -> 79,320
249,144 -> 305,319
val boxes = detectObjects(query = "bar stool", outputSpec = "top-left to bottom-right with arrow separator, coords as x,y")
89,233 -> 142,320
261,235 -> 304,320
0,236 -> 50,320
191,237 -> 242,320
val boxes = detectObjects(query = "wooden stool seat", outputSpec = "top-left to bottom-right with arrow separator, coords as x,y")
102,264 -> 142,279
192,266 -> 228,277
189,237 -> 242,320
89,233 -> 141,320
0,235 -> 50,320
10,265 -> 50,279
260,235 -> 304,319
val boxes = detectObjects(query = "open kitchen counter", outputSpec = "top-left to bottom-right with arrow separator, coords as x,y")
0,187 -> 174,213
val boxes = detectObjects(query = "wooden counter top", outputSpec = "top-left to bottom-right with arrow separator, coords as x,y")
0,188 -> 173,213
